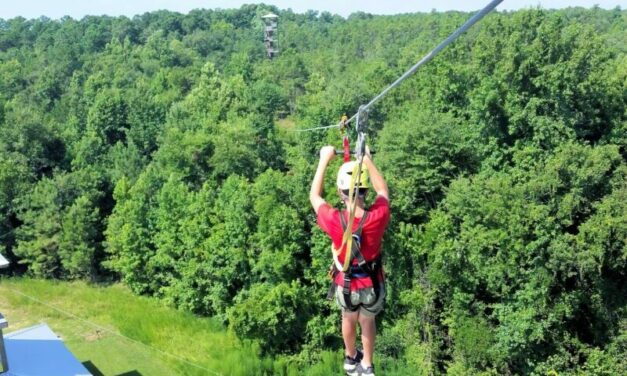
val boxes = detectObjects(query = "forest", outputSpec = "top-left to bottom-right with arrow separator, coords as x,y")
0,4 -> 625,375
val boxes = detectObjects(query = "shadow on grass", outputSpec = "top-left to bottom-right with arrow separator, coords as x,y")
82,361 -> 104,376
81,360 -> 143,376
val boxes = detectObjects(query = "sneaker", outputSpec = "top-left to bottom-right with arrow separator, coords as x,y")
343,349 -> 363,373
349,362 -> 375,376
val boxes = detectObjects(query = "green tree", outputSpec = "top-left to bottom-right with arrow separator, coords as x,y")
376,108 -> 481,223
0,152 -> 33,261
419,144 -> 624,373
228,281 -> 313,354
105,172 -> 160,293
13,177 -> 64,278
87,90 -> 130,145
59,195 -> 100,279
250,169 -> 307,283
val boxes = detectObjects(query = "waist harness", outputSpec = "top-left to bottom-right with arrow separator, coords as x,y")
326,211 -> 383,311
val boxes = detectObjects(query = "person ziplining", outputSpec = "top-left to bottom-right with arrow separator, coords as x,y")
306,1 -> 503,375
310,145 -> 389,376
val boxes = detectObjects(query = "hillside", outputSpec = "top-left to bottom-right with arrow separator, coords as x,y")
0,5 -> 625,375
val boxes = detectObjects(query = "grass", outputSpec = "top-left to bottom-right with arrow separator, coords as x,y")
0,278 -> 275,376
0,278 -> 361,375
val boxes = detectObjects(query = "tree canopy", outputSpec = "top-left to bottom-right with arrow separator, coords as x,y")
0,5 -> 625,374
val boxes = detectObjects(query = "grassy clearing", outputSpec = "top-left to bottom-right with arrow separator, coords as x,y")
0,278 -> 351,376
0,278 -> 274,375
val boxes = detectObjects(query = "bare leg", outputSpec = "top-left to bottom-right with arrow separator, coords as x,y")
358,313 -> 376,367
342,310 -> 359,357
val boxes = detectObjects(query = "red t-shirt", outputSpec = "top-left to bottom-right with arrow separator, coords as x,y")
317,196 -> 390,290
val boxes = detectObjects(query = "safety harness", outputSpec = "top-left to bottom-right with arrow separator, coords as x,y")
327,211 -> 383,311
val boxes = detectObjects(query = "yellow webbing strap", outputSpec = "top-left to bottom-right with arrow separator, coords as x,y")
332,160 -> 364,272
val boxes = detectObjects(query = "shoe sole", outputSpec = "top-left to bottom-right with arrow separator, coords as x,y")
347,366 -> 375,376
346,370 -> 365,376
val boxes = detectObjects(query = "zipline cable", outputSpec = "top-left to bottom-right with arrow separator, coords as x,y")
290,0 -> 503,133
290,123 -> 341,132
345,0 -> 504,127
5,287 -> 223,376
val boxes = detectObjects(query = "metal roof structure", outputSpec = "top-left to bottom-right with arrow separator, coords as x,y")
261,12 -> 278,19
1,323 -> 91,376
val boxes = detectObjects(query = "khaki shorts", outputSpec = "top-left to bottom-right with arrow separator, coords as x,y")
335,284 -> 386,317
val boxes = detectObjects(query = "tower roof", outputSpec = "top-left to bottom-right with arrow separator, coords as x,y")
262,13 -> 279,19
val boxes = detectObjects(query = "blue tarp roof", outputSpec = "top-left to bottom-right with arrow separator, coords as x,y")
2,323 -> 91,376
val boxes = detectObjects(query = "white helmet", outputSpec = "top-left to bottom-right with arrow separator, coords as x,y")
336,161 -> 369,191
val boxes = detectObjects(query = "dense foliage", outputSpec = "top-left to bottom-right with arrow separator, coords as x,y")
1,5 -> 625,374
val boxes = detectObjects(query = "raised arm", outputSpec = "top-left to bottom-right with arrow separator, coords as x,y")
310,145 -> 336,214
363,154 -> 389,200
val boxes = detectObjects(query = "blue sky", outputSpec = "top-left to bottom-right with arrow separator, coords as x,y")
1,0 -> 624,19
